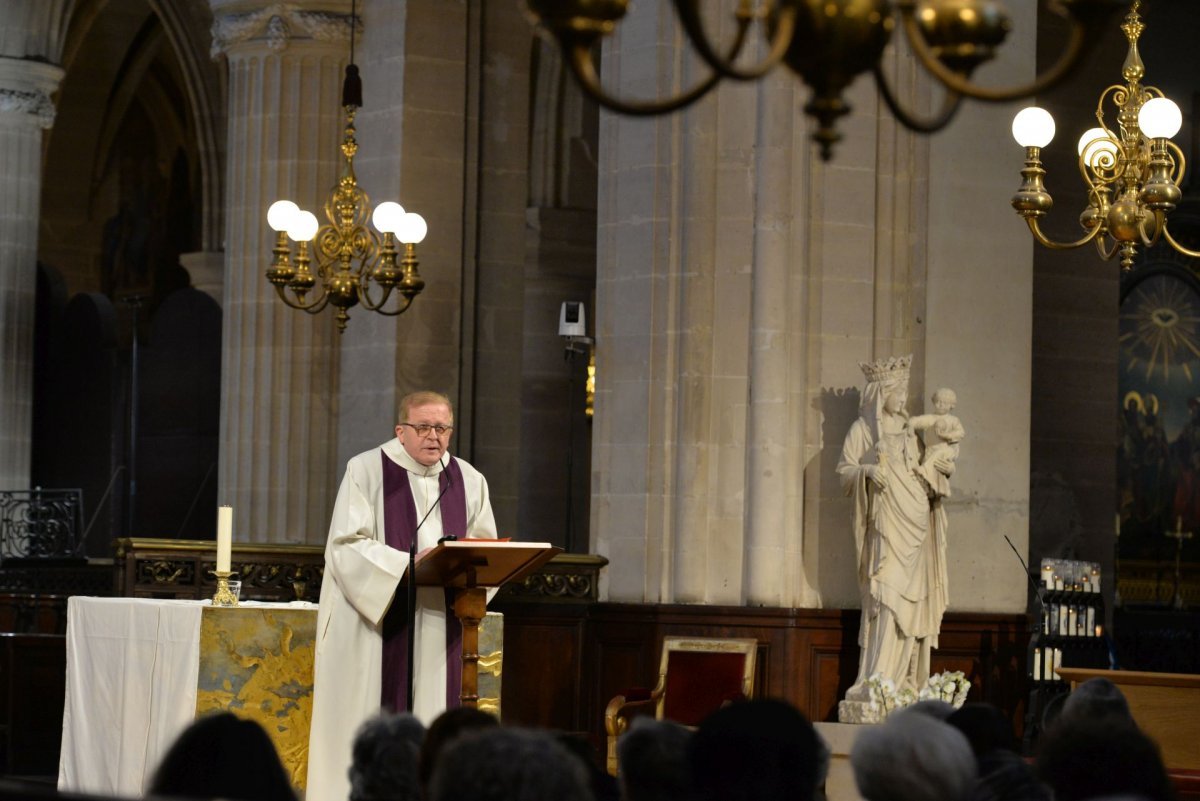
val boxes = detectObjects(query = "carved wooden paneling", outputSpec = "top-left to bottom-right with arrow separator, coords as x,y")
113,538 -> 325,602
0,593 -> 70,635
494,603 -> 589,733
498,602 -> 1030,747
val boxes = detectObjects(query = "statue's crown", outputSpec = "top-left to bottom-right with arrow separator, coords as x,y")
859,354 -> 912,384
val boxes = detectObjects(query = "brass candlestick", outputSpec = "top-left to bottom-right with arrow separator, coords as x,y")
211,570 -> 239,607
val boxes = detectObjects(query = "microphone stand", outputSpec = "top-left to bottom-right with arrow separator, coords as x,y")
406,454 -> 454,711
1004,534 -> 1047,629
1005,534 -> 1052,751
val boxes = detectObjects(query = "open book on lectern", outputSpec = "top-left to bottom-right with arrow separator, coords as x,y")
408,539 -> 561,589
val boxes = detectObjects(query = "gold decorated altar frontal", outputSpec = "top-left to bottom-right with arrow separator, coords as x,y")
196,607 -> 315,790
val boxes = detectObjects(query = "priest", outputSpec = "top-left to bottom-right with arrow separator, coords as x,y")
306,391 -> 498,801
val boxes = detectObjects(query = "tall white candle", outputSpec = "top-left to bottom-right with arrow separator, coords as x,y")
217,505 -> 233,573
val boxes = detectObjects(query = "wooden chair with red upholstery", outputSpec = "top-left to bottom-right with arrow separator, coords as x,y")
604,636 -> 758,775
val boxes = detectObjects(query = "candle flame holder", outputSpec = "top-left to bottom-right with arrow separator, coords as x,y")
211,570 -> 240,607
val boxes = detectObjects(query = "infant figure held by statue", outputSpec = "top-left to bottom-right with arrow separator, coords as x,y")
909,388 -> 965,499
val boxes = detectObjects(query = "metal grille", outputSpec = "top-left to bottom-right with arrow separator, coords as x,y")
0,488 -> 85,562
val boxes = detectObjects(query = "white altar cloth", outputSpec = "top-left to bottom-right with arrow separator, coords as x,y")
56,596 -> 315,796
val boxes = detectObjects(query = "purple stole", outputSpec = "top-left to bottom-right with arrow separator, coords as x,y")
380,451 -> 467,712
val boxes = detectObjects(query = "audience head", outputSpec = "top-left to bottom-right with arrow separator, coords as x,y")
947,703 -> 1017,760
1036,716 -> 1172,801
968,749 -> 1050,801
617,718 -> 695,801
417,706 -> 500,796
688,698 -> 823,801
1058,678 -> 1134,728
851,707 -> 977,801
427,727 -> 595,801
555,731 -> 619,801
348,712 -> 426,801
904,699 -> 956,720
147,712 -> 296,801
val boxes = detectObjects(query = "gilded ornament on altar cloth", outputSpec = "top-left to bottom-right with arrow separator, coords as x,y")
196,607 -> 316,791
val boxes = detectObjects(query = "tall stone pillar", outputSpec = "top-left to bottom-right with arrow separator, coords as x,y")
209,0 -> 351,543
0,0 -> 70,492
593,5 -> 1035,616
592,4 -> 820,606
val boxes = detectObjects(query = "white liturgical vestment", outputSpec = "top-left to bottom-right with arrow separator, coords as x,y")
305,438 -> 497,801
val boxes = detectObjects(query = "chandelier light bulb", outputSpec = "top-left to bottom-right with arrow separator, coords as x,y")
1138,97 -> 1182,140
1076,128 -> 1118,163
261,63 -> 428,331
267,200 -> 300,232
1012,107 -> 1055,148
372,201 -> 406,234
287,210 -> 320,243
397,212 -> 428,245
1007,3 -> 1200,272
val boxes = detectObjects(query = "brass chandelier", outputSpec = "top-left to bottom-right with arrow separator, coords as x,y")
264,6 -> 426,333
1010,1 -> 1194,272
522,0 -> 1126,160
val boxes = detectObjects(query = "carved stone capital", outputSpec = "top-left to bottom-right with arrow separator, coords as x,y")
0,58 -> 64,128
209,3 -> 358,58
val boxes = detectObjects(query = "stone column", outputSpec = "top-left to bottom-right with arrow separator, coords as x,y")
209,0 -> 351,543
592,4 -> 1034,613
592,4 -> 820,606
0,0 -> 70,492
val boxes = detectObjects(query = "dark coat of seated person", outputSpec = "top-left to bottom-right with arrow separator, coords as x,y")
146,712 -> 296,801
966,748 -> 1051,801
1035,716 -> 1173,801
946,702 -> 1017,760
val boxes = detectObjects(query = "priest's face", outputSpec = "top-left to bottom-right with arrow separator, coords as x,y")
395,402 -> 454,466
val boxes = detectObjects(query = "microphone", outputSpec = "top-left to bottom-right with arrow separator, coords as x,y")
1004,534 -> 1047,630
413,453 -> 453,536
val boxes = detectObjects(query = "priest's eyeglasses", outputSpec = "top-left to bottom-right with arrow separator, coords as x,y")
400,422 -> 453,438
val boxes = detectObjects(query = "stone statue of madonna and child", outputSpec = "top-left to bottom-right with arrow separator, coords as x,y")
836,354 -> 965,723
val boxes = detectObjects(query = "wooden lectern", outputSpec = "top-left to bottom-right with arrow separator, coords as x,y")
410,540 -> 560,707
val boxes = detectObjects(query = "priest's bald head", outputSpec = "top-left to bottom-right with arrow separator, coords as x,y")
395,391 -> 454,466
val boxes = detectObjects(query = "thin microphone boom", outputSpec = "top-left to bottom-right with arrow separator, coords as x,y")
413,453 -> 453,535
407,453 -> 453,711
1004,533 -> 1047,628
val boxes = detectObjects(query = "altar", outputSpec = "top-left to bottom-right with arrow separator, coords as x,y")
57,597 -> 318,796
57,594 -> 505,797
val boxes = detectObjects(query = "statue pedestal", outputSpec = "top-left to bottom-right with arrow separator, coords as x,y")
837,698 -> 879,724
813,722 -> 867,801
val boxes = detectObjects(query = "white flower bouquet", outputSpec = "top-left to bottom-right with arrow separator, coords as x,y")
919,670 -> 971,707
861,670 -> 972,723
